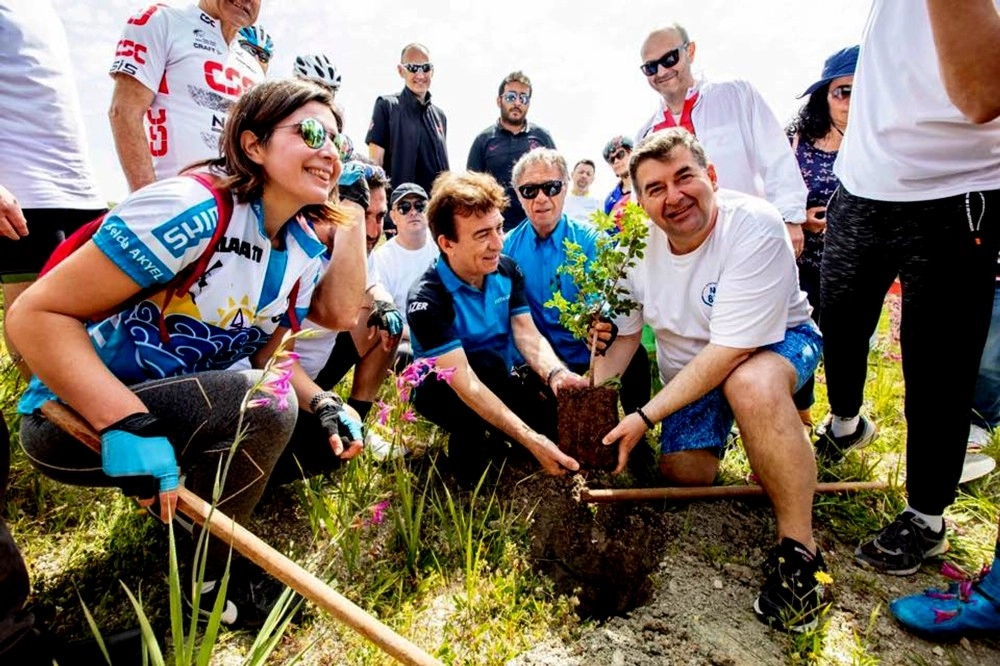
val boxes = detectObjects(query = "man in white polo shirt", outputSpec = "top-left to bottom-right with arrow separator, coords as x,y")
108,0 -> 264,191
636,23 -> 808,256
596,128 -> 824,633
820,0 -> 1000,579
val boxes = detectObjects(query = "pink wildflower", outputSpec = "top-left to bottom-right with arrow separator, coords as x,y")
376,401 -> 391,426
259,367 -> 293,410
434,365 -> 456,385
399,386 -> 412,403
246,397 -> 271,409
369,500 -> 389,526
401,409 -> 416,423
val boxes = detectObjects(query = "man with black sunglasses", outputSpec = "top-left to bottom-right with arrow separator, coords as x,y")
366,42 -> 449,229
467,71 -> 556,231
636,23 -> 808,257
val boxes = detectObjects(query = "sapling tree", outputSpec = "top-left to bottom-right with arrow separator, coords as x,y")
545,202 -> 649,386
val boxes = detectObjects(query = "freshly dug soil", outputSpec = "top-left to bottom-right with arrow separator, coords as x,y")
556,386 -> 619,471
511,474 -> 671,619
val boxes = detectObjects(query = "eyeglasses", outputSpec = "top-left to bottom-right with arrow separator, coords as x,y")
517,180 -> 564,200
640,43 -> 688,76
501,91 -> 531,105
606,149 -> 629,164
396,200 -> 427,214
830,84 -> 852,100
402,62 -> 433,74
241,43 -> 272,64
276,117 -> 348,155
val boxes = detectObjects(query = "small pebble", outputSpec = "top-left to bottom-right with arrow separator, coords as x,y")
713,579 -> 724,589
932,646 -> 945,657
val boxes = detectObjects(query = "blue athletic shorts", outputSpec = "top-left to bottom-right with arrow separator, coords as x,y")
658,322 -> 822,456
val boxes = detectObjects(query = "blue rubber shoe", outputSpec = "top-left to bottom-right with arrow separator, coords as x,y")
890,562 -> 1000,640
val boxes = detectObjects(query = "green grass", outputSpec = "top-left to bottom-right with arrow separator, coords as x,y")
3,292 -> 999,664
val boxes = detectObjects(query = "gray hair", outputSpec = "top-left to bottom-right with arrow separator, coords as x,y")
511,148 -> 569,187
629,128 -> 709,187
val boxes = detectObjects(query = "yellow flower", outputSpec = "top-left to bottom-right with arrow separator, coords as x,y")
814,570 -> 834,586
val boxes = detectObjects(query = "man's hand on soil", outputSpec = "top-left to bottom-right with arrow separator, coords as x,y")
602,412 -> 648,475
531,434 -> 580,475
549,370 -> 588,396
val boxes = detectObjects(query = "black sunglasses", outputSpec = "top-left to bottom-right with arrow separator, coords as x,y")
518,180 -> 564,200
402,62 -> 433,74
606,148 -> 629,164
396,200 -> 426,214
830,84 -> 852,100
640,43 -> 688,76
242,43 -> 272,64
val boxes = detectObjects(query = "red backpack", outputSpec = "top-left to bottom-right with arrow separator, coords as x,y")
40,172 -> 301,342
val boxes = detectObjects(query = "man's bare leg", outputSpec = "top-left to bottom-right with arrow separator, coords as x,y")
724,351 -> 817,552
658,449 -> 719,486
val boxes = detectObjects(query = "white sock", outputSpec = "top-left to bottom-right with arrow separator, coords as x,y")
905,506 -> 944,533
831,415 -> 860,438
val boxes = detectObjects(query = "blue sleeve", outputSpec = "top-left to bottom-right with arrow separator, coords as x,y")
91,177 -> 220,289
406,275 -> 461,358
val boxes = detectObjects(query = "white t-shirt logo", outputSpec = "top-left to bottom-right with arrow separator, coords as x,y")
701,282 -> 717,306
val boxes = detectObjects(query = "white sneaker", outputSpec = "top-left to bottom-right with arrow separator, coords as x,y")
365,431 -> 409,461
968,424 -> 992,453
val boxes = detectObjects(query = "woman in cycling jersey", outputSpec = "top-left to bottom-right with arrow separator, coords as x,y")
7,77 -> 368,627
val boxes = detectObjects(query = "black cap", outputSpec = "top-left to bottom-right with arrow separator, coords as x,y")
389,183 -> 429,207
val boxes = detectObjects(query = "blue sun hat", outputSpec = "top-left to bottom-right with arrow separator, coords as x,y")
799,45 -> 859,98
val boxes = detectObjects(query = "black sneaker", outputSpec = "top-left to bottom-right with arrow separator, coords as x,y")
815,414 -> 876,461
855,510 -> 949,576
754,538 -> 829,633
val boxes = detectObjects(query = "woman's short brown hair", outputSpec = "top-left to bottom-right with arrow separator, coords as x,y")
188,78 -> 350,227
426,171 -> 509,242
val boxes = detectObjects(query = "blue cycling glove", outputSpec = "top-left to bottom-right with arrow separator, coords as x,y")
314,398 -> 364,455
100,413 -> 179,494
367,299 -> 404,337
338,161 -> 370,210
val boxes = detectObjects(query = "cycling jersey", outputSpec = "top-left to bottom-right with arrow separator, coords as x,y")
19,175 -> 325,414
109,3 -> 264,181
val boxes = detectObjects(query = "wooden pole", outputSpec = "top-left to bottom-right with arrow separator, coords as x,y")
40,401 -> 442,666
580,480 -> 889,503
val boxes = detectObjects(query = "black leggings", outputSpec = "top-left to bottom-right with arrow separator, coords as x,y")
821,186 -> 1000,514
19,370 -> 297,577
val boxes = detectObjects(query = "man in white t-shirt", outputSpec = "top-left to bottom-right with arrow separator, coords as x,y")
820,0 -> 1000,580
371,182 -> 438,365
563,159 -> 601,222
595,129 -> 825,633
108,0 -> 264,191
636,24 -> 808,256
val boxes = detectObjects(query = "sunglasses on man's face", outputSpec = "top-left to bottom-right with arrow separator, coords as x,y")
830,84 -> 852,100
242,43 -> 272,63
501,91 -> 531,105
396,200 -> 427,215
640,43 -> 688,77
518,180 -> 564,200
402,62 -> 433,74
606,149 -> 629,164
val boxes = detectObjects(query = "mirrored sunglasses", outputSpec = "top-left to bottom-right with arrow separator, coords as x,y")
640,44 -> 688,76
830,84 -> 852,100
501,91 -> 531,105
396,200 -> 427,215
402,62 -> 433,74
518,180 -> 564,200
242,43 -> 272,63
277,117 -> 348,157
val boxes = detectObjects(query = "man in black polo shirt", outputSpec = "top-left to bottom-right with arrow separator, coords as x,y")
366,43 -> 449,236
467,71 -> 556,231
406,171 -> 585,486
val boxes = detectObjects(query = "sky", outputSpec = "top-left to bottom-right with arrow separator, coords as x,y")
51,0 -> 872,202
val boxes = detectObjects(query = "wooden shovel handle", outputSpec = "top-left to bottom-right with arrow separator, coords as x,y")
40,401 -> 442,666
580,480 -> 889,503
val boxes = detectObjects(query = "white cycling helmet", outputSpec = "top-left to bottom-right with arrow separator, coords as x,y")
293,54 -> 341,92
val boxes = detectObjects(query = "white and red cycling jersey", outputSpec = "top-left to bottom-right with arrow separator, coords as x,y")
109,3 -> 264,182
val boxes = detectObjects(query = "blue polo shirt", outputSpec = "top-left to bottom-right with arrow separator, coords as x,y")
503,214 -> 599,367
406,255 -> 530,370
